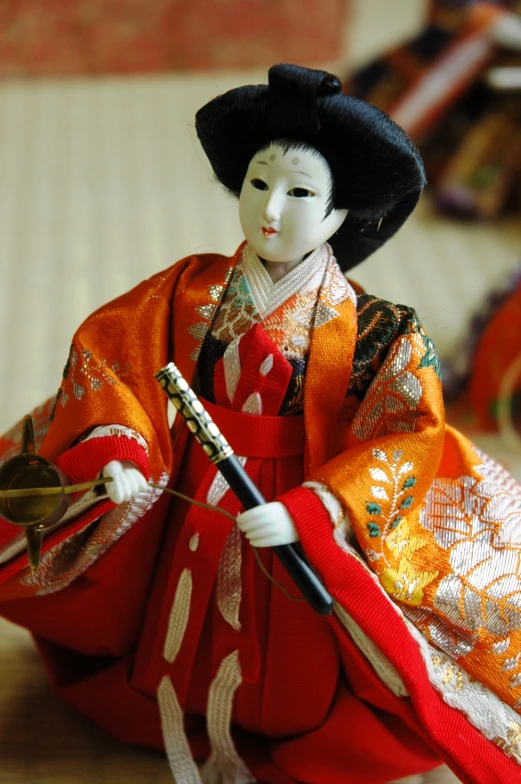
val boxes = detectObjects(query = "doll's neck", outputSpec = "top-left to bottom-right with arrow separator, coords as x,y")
261,256 -> 306,283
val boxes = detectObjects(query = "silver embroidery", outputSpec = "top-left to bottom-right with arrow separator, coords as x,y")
314,301 -> 338,328
163,568 -> 193,663
207,458 -> 247,508
404,605 -> 477,660
197,303 -> 218,321
332,534 -> 521,764
259,354 -> 273,376
352,337 -> 423,441
84,424 -> 149,453
188,322 -> 209,342
406,619 -> 521,763
420,451 -> 521,639
241,392 -> 262,415
504,654 -> 521,671
201,650 -> 254,784
209,284 -> 225,302
21,472 -> 169,595
321,250 -> 357,307
223,337 -> 242,404
217,525 -> 242,631
189,533 -> 200,552
157,676 -> 203,784
494,638 -> 511,655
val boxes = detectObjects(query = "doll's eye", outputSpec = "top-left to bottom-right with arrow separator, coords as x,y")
251,178 -> 268,191
288,187 -> 314,198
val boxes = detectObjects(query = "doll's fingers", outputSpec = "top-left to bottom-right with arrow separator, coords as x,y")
108,477 -> 125,505
103,460 -> 124,478
135,471 -> 150,495
126,469 -> 147,497
134,471 -> 150,495
236,505 -> 278,531
237,516 -> 272,534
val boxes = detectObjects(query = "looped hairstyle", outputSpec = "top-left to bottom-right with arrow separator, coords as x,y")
195,63 -> 426,272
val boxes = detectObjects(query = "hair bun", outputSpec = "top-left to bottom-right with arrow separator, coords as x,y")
319,74 -> 341,95
267,63 -> 342,137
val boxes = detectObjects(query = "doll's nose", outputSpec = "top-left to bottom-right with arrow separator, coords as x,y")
262,192 -> 282,223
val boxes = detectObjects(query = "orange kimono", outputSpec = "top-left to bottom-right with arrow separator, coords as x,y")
0,243 -> 520,784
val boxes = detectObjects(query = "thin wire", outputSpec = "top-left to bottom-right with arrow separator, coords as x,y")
149,482 -> 306,604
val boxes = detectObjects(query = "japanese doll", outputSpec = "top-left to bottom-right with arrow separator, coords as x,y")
0,63 -> 520,784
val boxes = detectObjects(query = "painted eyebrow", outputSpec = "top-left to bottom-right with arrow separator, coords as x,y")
255,160 -> 270,166
294,171 -> 312,178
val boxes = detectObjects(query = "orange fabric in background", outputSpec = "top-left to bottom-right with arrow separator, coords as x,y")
470,286 -> 521,430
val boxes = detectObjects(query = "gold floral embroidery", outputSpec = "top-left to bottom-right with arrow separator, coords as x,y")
380,556 -> 438,606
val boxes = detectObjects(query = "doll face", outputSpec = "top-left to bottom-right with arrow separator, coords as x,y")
239,142 -> 347,268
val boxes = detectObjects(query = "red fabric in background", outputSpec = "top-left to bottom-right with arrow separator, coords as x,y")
0,0 -> 348,75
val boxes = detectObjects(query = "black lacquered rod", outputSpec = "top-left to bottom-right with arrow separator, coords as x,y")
155,362 -> 333,616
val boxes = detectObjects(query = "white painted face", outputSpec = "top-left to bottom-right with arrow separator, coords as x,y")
239,142 -> 347,268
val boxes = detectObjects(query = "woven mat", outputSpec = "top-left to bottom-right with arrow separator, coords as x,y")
0,619 -> 173,783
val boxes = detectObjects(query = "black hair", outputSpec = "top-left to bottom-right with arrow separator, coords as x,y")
195,63 -> 426,272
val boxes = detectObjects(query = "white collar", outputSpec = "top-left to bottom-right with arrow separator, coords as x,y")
241,243 -> 332,319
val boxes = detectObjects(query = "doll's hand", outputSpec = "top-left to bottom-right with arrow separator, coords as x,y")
102,460 -> 149,505
236,502 -> 299,547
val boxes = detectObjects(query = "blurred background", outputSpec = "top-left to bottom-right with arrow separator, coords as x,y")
0,1 -> 521,778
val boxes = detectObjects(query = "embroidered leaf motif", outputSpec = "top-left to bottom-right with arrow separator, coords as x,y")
420,450 -> 521,636
406,311 -> 442,379
400,495 -> 414,510
364,450 -> 417,542
367,522 -> 381,538
371,486 -> 389,500
418,334 -> 442,379
369,468 -> 389,483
